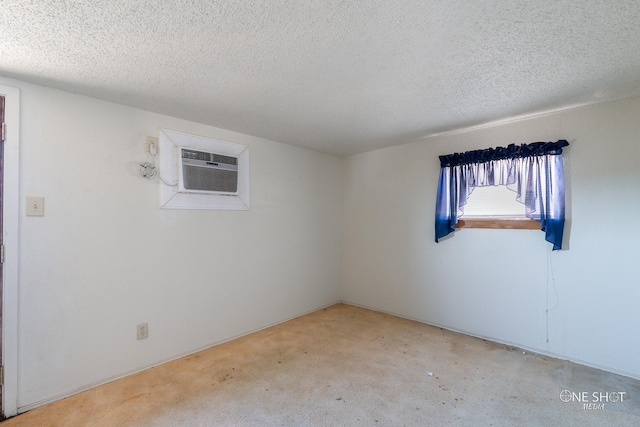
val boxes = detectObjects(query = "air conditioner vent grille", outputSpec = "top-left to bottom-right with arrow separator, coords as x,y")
180,148 -> 239,194
182,163 -> 238,193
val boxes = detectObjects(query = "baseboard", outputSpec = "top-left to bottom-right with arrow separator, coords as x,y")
339,300 -> 640,382
17,300 -> 341,414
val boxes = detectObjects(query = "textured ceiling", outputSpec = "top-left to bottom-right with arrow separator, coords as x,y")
1,1 -> 640,156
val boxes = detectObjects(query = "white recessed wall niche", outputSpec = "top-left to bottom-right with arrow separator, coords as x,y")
158,129 -> 250,210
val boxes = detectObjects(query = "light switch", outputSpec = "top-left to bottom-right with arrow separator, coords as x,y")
26,196 -> 44,216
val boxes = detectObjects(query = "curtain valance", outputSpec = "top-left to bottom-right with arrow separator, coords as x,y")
435,140 -> 569,250
439,140 -> 569,167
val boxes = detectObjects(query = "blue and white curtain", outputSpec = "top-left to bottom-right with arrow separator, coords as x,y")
435,140 -> 569,250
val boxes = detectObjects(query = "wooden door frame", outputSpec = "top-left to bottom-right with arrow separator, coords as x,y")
0,84 -> 20,417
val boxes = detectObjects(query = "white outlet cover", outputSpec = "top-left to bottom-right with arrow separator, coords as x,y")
137,323 -> 149,340
26,196 -> 44,216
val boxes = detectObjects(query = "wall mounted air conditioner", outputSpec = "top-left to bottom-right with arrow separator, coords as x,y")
158,129 -> 250,210
179,148 -> 239,194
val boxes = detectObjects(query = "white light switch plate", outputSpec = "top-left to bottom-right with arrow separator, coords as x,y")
26,196 -> 44,216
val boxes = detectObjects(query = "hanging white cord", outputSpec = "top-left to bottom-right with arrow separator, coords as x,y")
156,171 -> 177,187
138,144 -> 177,186
545,245 -> 560,346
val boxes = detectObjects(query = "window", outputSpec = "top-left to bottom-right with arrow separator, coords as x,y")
456,185 -> 539,230
434,140 -> 569,249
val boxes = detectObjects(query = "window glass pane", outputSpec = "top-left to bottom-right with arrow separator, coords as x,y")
462,185 -> 525,217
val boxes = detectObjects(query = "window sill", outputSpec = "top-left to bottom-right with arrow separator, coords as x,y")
456,217 -> 540,230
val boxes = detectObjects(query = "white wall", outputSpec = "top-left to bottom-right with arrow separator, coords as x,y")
341,97 -> 640,379
3,77 -> 343,410
5,73 -> 639,412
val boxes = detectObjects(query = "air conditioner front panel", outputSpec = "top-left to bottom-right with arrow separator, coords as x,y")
179,148 -> 239,194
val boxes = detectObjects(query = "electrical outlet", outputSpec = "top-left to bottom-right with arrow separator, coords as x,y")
137,322 -> 149,340
146,136 -> 158,155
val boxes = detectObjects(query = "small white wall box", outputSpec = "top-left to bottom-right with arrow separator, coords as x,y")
158,129 -> 250,210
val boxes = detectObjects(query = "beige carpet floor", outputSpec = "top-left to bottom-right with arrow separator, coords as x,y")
2,303 -> 639,426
